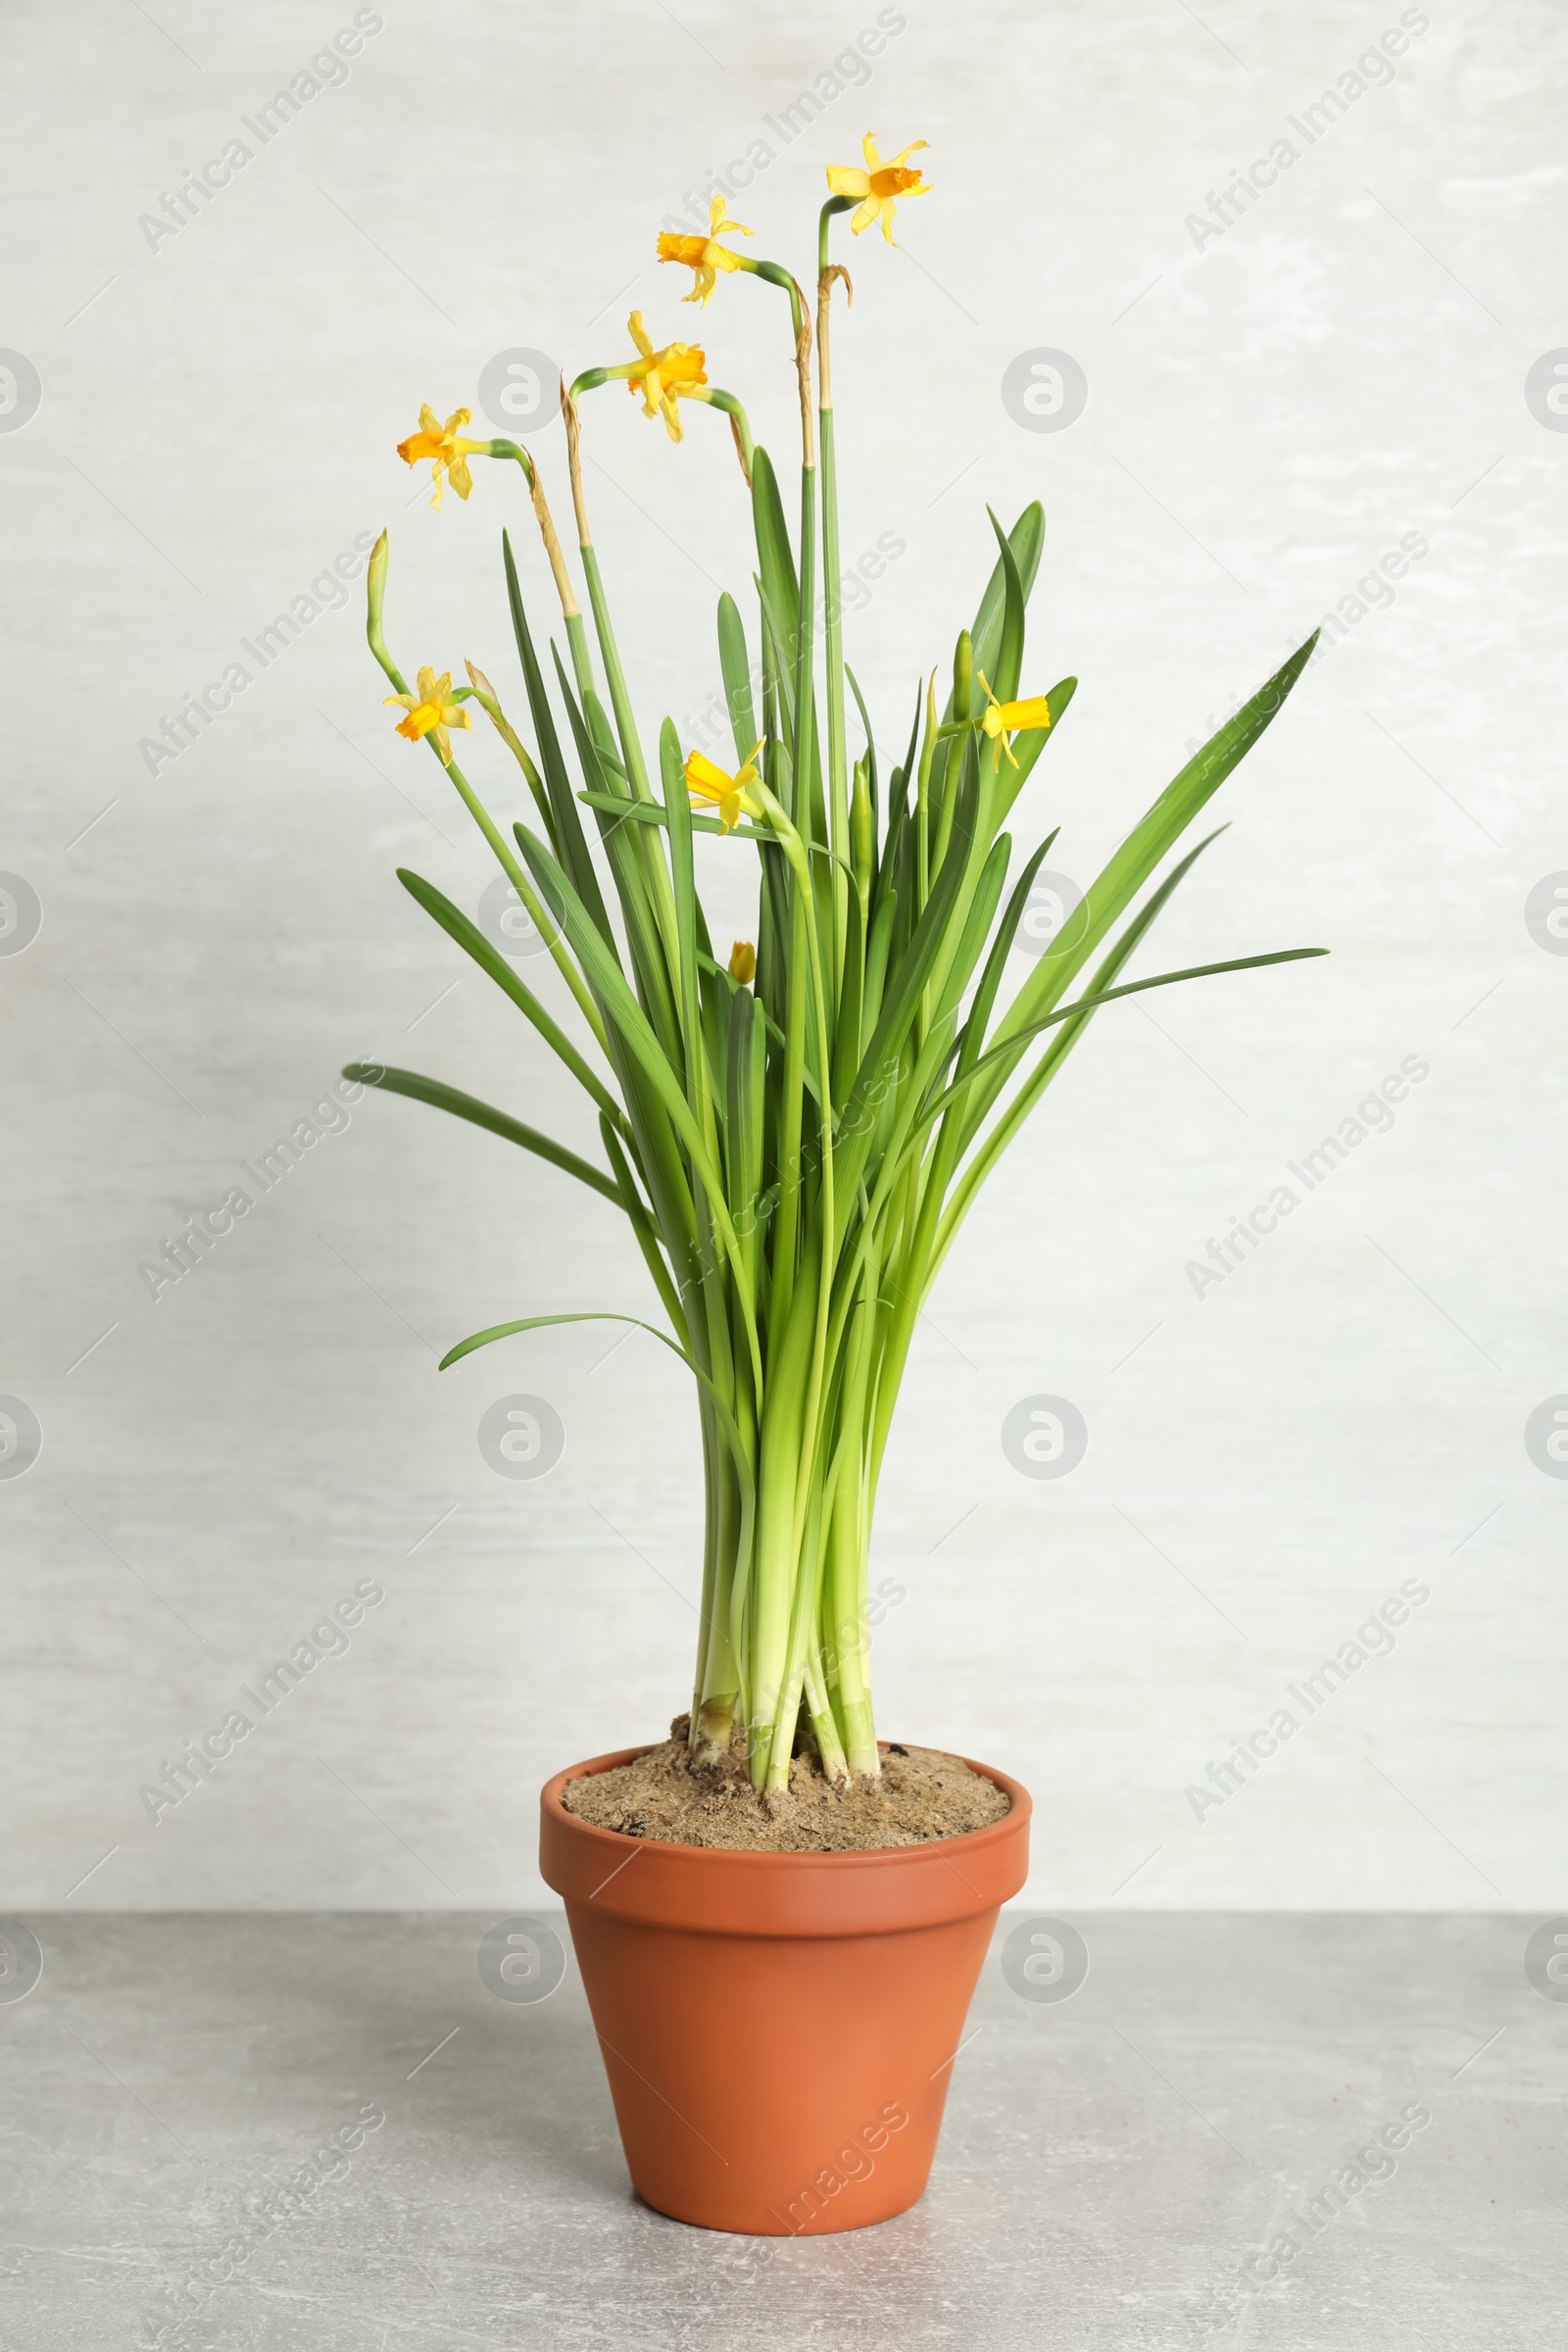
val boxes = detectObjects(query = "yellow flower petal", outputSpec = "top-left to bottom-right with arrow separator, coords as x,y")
976,671 -> 1052,769
398,409 -> 485,511
834,138 -> 930,241
685,743 -> 763,831
661,202 -> 752,305
728,940 -> 757,985
685,750 -> 735,802
387,667 -> 473,760
626,324 -> 708,429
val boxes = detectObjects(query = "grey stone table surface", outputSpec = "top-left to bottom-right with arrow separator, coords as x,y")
3,1909 -> 1563,2351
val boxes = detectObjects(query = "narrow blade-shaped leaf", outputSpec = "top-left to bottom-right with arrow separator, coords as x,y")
343,1061 -> 621,1202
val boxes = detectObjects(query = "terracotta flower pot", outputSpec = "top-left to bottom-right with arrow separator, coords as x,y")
539,1742 -> 1030,2235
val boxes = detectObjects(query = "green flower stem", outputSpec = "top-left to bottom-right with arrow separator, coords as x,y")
803,1641 -> 849,1783
816,416 -> 849,979
749,1239 -> 818,1781
687,385 -> 755,483
365,536 -> 610,1057
748,783 -> 840,1790
695,1343 -> 752,1755
433,745 -> 608,1056
769,882 -> 808,1355
818,195 -> 856,276
774,1482 -> 840,1782
748,782 -> 841,1790
916,671 -> 938,936
470,435 -> 533,476
766,839 -> 839,1589
692,1338 -> 744,1755
473,437 -> 596,699
461,679 -> 556,838
816,199 -> 857,989
560,391 -> 688,1007
738,262 -> 820,853
567,364 -> 638,399
580,546 -> 654,800
820,1258 -> 878,1774
560,385 -> 659,806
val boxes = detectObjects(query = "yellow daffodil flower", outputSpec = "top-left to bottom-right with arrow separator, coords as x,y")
397,405 -> 485,510
657,193 -> 755,306
728,939 -> 758,985
685,739 -> 764,832
624,312 -> 708,442
385,666 -> 472,766
977,671 -> 1053,770
825,134 -> 931,243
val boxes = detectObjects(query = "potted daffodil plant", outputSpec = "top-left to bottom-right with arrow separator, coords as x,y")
351,137 -> 1322,2236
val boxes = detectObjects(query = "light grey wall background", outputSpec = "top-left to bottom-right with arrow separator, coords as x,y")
3,0 -> 1563,1912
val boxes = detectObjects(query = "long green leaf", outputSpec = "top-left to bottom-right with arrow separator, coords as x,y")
552,649 -> 682,1064
503,529 -> 618,954
513,823 -> 754,1286
394,868 -> 620,1126
717,592 -> 758,765
948,827 -> 1061,1086
994,676 -> 1077,824
659,714 -> 703,1091
979,634 -> 1319,1120
952,502 -> 1044,724
923,948 -> 1326,1134
436,1311 -> 757,1616
833,759 -> 981,1206
937,827 -> 1242,1263
751,447 -> 799,626
984,506 -> 1026,705
343,1061 -> 620,1203
599,1111 -> 689,1344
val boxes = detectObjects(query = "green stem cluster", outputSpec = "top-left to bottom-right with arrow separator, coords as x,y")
358,207 -> 1325,1793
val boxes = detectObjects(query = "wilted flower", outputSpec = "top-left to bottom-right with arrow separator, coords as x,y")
657,194 -> 755,305
397,406 -> 484,510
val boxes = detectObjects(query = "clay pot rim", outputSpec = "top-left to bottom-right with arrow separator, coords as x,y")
542,1739 -> 1030,1871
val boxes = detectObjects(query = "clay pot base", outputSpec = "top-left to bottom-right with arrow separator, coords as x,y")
541,1743 -> 1030,2235
560,1719 -> 1011,1852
